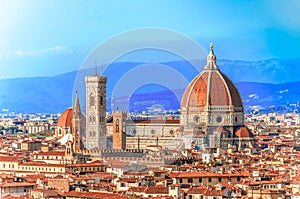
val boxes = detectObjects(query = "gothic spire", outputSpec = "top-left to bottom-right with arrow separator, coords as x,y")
74,91 -> 81,115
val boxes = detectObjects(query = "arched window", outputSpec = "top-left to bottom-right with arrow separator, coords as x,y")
169,130 -> 174,136
90,93 -> 95,107
116,119 -> 119,132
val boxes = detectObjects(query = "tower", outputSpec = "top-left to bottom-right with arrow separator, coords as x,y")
112,111 -> 127,149
85,73 -> 107,150
72,91 -> 85,152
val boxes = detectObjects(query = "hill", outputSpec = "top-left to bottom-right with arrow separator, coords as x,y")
1,58 -> 300,113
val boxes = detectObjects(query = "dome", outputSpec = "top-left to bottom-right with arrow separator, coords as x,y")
57,108 -> 73,127
235,127 -> 253,138
181,44 -> 243,108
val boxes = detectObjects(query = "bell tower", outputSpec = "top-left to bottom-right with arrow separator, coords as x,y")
85,72 -> 107,150
112,111 -> 127,149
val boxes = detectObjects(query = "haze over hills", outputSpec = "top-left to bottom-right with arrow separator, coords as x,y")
1,58 -> 300,113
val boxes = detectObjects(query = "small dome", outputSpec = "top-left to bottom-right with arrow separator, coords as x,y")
57,108 -> 73,127
215,126 -> 227,133
235,127 -> 253,138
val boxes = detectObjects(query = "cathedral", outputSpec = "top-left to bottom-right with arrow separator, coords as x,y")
55,45 -> 254,152
180,44 -> 253,149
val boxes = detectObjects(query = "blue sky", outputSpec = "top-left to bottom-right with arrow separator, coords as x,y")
0,0 -> 300,79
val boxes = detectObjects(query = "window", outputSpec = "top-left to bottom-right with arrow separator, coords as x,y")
116,119 -> 119,132
169,130 -> 174,136
188,178 -> 193,183
120,182 -> 126,187
199,178 -> 202,183
179,179 -> 183,183
90,93 -> 95,107
100,96 -> 103,106
208,178 -> 212,182
194,115 -> 200,122
218,177 -> 221,182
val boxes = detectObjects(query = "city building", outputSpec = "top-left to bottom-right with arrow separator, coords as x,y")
55,45 -> 254,153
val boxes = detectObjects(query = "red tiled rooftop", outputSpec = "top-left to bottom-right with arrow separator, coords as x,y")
181,69 -> 243,108
0,182 -> 36,187
35,151 -> 65,156
117,178 -> 138,183
56,108 -> 73,127
0,156 -> 20,162
235,127 -> 253,138
144,186 -> 169,194
59,191 -> 127,199
2,194 -> 30,199
187,186 -> 208,194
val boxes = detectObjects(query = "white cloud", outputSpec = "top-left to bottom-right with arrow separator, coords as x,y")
8,46 -> 72,57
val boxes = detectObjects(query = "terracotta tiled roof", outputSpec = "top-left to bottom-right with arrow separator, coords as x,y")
181,70 -> 243,108
117,178 -> 138,183
2,194 -> 30,199
0,156 -> 19,162
35,151 -> 65,156
59,191 -> 127,199
0,182 -> 36,187
187,186 -> 207,194
56,108 -> 73,127
105,159 -> 127,168
204,189 -> 223,196
128,186 -> 147,192
235,127 -> 253,138
144,186 -> 169,194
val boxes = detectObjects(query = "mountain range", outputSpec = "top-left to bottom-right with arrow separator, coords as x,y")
1,58 -> 300,113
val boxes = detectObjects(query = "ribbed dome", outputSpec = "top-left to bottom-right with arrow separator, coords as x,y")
57,108 -> 73,127
181,45 -> 243,108
235,127 -> 253,138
